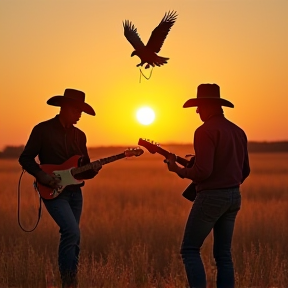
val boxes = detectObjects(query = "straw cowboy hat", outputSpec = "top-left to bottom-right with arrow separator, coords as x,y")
47,88 -> 95,116
183,83 -> 234,108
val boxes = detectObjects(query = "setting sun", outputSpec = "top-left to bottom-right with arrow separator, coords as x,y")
136,107 -> 155,125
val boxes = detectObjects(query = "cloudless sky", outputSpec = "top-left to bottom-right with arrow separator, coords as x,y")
1,0 -> 287,149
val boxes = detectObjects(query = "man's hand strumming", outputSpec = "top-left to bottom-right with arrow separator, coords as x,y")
36,170 -> 61,189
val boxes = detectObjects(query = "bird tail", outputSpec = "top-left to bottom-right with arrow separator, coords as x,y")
154,55 -> 169,66
144,55 -> 170,69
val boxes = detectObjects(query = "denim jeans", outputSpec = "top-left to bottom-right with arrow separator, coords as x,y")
180,187 -> 241,288
42,187 -> 83,287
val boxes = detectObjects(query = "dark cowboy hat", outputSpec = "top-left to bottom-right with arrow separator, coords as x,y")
183,83 -> 234,108
47,88 -> 95,116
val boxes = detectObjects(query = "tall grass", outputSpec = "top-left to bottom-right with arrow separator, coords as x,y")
0,150 -> 287,288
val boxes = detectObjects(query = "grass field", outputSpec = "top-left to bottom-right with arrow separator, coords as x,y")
0,147 -> 287,288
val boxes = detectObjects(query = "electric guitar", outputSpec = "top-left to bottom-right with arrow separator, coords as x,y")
138,138 -> 197,201
138,138 -> 194,167
35,148 -> 144,200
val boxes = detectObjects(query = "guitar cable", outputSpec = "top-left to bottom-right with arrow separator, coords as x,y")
17,169 -> 42,232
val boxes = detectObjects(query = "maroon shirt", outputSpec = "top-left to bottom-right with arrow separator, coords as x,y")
178,114 -> 250,192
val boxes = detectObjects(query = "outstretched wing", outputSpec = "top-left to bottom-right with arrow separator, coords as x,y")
123,20 -> 145,51
146,10 -> 177,53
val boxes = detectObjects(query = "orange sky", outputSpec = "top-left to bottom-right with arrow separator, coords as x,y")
1,0 -> 287,150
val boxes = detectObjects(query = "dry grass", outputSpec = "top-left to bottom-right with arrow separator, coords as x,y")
0,149 -> 287,288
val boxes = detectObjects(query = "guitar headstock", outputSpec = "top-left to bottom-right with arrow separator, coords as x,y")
138,138 -> 160,154
124,147 -> 144,157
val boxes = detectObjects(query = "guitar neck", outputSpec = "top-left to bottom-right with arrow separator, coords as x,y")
155,146 -> 191,167
73,153 -> 126,175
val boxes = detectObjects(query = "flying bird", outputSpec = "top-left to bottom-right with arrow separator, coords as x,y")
123,10 -> 178,69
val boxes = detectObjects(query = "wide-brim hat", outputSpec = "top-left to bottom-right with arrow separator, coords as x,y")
47,88 -> 96,116
183,83 -> 234,108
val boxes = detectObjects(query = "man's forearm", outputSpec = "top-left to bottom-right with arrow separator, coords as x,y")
19,154 -> 42,176
18,125 -> 43,177
175,166 -> 188,179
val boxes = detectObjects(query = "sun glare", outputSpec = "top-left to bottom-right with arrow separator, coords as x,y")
136,107 -> 155,125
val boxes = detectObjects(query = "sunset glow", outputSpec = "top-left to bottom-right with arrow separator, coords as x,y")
0,2 -> 288,286
0,1 -> 287,149
136,107 -> 155,125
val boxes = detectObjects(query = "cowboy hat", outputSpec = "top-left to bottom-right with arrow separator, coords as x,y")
47,88 -> 95,116
183,83 -> 234,108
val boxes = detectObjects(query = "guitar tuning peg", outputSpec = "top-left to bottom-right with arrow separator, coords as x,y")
147,139 -> 150,142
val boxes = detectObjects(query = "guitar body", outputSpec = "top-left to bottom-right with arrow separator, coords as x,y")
182,182 -> 197,202
36,155 -> 83,200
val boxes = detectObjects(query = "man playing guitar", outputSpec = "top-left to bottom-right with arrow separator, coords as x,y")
19,88 -> 102,288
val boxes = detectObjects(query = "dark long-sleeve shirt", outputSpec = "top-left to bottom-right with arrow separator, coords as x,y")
177,114 -> 250,192
19,115 -> 97,181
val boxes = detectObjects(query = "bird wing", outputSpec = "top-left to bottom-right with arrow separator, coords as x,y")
146,10 -> 177,53
123,20 -> 145,50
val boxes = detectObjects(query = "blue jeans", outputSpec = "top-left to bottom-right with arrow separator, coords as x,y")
180,187 -> 241,288
42,187 -> 82,287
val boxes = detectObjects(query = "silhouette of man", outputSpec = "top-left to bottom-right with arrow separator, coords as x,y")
165,83 -> 250,288
19,88 -> 102,288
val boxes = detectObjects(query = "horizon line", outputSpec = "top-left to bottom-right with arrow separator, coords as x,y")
1,140 -> 288,151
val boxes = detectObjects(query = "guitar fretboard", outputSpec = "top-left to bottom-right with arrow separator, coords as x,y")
72,153 -> 126,175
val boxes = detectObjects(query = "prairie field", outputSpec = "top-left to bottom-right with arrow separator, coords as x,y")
0,147 -> 287,288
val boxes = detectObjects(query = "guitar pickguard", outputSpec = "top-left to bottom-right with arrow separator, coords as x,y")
52,168 -> 84,193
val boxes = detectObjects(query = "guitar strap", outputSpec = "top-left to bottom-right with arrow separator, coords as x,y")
73,129 -> 85,166
73,129 -> 81,154
73,129 -> 91,175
